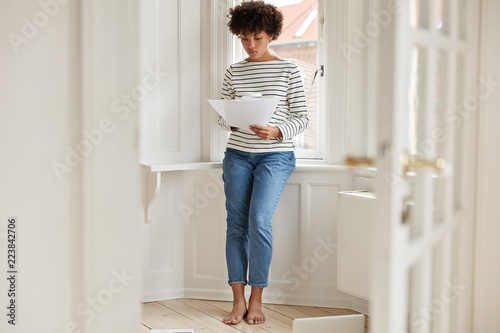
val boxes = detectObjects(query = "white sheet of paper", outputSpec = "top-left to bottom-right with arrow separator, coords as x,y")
208,97 -> 280,130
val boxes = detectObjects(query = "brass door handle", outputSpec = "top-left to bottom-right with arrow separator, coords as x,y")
344,153 -> 446,175
400,152 -> 446,175
345,156 -> 375,168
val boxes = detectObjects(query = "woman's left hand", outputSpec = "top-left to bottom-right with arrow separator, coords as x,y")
249,124 -> 282,140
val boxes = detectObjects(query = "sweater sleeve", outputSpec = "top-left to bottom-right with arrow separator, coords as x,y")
275,64 -> 309,141
217,66 -> 234,132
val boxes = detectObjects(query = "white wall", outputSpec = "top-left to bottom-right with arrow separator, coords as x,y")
143,167 -> 375,313
0,1 -> 83,331
183,169 -> 356,307
0,1 -> 142,332
80,0 -> 142,332
474,0 -> 500,331
139,0 -> 201,165
142,170 -> 185,301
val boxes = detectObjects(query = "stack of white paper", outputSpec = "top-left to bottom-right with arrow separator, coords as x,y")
208,96 -> 280,130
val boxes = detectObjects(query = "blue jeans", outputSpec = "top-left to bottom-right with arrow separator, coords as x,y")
222,148 -> 296,288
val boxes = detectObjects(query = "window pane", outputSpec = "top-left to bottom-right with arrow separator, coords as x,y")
409,47 -> 427,157
433,50 -> 448,225
408,254 -> 433,333
410,0 -> 431,29
435,0 -> 450,34
453,53 -> 465,211
269,0 -> 318,151
457,0 -> 467,40
434,51 -> 448,157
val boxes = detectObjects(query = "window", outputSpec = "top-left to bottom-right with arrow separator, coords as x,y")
207,0 -> 375,164
268,0 -> 321,158
207,0 -> 324,161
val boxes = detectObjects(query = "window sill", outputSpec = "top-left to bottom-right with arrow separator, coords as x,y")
147,162 -> 222,172
295,159 -> 348,172
143,160 -> 353,173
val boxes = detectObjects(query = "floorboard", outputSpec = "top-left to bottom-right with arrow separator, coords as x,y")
141,298 -> 370,333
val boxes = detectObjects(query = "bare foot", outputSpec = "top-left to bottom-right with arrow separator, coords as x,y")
247,299 -> 265,325
222,300 -> 247,325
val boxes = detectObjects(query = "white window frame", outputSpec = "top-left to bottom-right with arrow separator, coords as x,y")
205,0 -> 244,162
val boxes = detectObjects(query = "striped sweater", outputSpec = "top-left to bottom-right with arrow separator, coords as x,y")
218,59 -> 309,152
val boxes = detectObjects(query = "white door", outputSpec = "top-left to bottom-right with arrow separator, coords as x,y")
371,1 -> 480,332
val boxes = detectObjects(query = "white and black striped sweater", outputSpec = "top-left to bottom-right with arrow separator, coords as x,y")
218,59 -> 309,152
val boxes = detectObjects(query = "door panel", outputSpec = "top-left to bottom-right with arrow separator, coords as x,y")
372,0 -> 479,332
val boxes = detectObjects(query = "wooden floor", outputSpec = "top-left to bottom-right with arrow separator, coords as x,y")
141,298 -> 370,333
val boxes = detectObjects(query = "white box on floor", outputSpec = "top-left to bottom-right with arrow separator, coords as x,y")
293,314 -> 365,333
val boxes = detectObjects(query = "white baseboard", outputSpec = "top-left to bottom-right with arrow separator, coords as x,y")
349,296 -> 370,315
183,287 -> 358,309
265,292 -> 354,308
142,288 -> 185,302
183,288 -> 233,302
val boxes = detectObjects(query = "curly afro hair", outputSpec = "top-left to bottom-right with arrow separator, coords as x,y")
227,1 -> 283,41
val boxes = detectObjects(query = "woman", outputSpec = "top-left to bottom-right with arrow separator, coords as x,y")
218,1 -> 309,325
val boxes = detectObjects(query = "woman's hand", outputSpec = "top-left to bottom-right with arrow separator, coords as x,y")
249,124 -> 282,140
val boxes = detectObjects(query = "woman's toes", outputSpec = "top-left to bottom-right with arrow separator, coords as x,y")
247,314 -> 265,325
223,316 -> 240,325
222,304 -> 247,325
